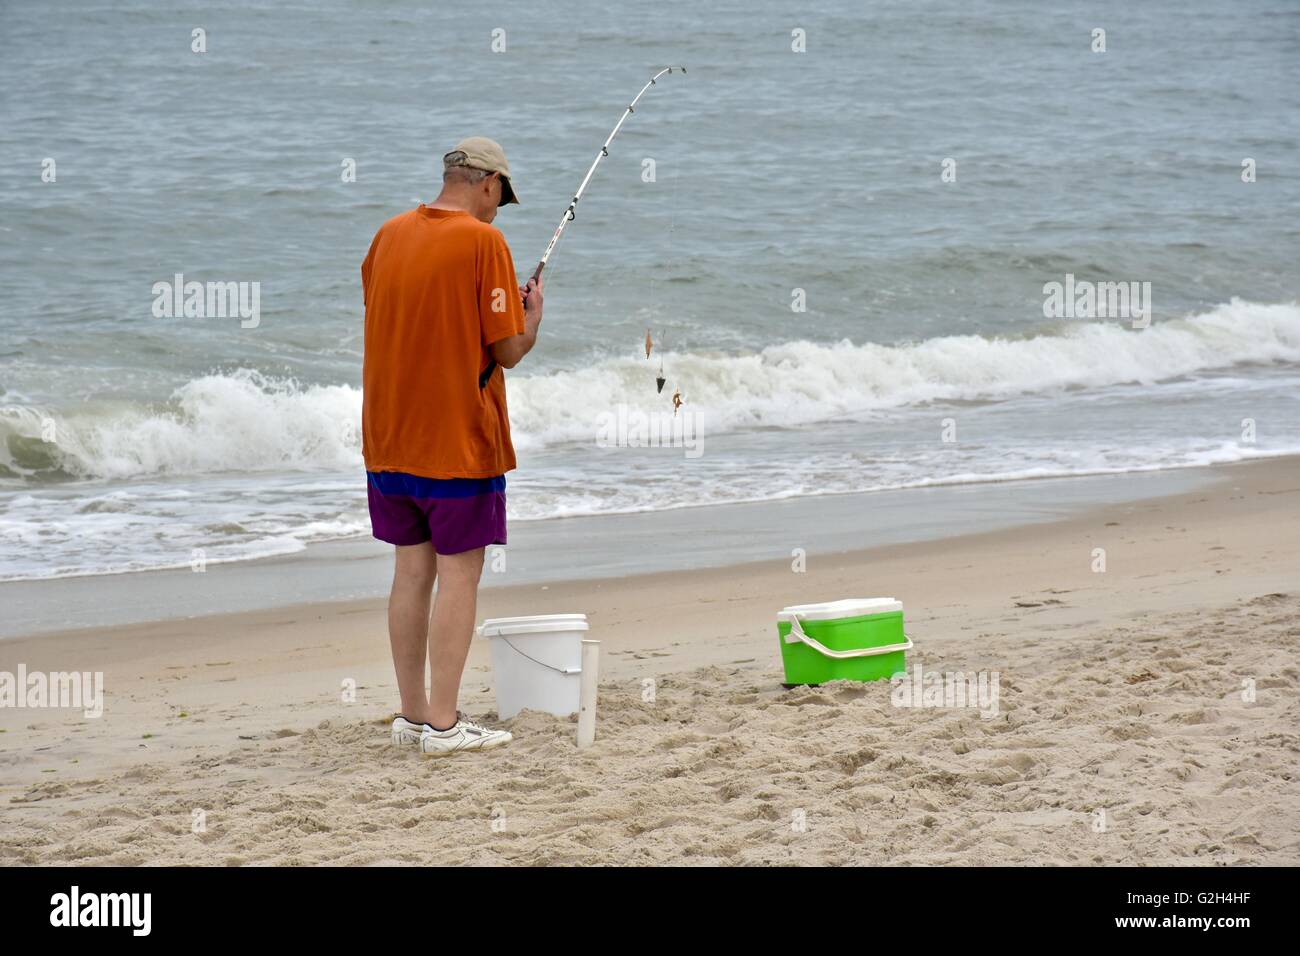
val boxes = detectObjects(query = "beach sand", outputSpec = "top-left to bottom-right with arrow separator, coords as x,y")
1,457 -> 1297,865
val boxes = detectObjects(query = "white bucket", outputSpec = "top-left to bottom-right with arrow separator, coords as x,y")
477,613 -> 590,719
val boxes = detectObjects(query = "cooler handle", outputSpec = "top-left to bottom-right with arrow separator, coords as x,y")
782,614 -> 913,659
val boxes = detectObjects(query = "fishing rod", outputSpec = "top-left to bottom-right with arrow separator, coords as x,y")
480,65 -> 687,389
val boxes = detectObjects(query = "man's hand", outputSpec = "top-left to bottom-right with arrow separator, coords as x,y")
520,276 -> 543,334
489,276 -> 543,370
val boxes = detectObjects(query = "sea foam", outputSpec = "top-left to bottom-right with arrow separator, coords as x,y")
2,299 -> 1296,481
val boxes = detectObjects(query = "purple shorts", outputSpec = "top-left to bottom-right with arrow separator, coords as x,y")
366,471 -> 506,554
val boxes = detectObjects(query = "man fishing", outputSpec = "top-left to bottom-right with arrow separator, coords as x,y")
361,137 -> 542,756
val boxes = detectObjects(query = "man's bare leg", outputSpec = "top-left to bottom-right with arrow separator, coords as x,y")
427,547 -> 486,729
389,542 -> 437,724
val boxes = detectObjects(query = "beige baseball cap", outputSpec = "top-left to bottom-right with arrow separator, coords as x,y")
444,136 -> 519,206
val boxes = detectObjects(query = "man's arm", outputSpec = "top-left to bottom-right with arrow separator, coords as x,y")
489,276 -> 543,369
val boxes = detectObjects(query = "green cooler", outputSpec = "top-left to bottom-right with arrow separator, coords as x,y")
776,598 -> 911,687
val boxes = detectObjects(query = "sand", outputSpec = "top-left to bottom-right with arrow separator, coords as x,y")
1,457 -> 1297,865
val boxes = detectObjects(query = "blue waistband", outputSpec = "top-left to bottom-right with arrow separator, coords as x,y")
367,471 -> 506,498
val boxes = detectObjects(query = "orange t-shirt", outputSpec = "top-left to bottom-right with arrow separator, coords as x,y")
361,206 -> 526,479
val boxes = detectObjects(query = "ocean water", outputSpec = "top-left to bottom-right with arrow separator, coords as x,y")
1,0 -> 1298,580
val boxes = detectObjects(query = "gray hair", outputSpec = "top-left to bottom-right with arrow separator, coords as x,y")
443,150 -> 490,185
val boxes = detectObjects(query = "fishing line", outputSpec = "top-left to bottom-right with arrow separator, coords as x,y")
648,85 -> 684,397
480,66 -> 687,389
658,90 -> 684,398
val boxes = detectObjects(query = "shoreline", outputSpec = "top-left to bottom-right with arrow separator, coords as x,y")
0,457 -> 1262,639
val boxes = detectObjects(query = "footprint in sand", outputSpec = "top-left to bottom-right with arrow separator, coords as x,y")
782,692 -> 835,707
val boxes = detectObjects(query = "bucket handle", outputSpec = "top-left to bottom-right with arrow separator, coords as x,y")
502,637 -> 582,676
782,614 -> 913,660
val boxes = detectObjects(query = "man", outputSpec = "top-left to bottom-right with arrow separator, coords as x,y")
361,137 -> 542,756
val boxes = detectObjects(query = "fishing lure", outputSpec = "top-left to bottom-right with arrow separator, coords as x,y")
648,328 -> 668,393
479,66 -> 687,389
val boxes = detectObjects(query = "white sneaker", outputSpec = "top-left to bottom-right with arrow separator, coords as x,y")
391,716 -> 431,747
419,712 -> 513,756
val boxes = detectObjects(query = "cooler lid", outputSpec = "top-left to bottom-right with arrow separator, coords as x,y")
478,613 -> 589,638
777,598 -> 902,622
